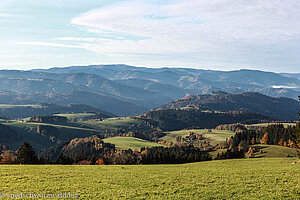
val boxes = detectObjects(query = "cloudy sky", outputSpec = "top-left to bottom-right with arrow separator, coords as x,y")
1,0 -> 300,72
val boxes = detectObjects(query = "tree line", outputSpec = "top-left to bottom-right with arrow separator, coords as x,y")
0,139 -> 212,165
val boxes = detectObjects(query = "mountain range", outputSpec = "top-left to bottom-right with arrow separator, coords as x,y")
0,64 -> 298,116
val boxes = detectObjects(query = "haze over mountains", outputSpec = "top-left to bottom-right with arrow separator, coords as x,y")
0,64 -> 299,116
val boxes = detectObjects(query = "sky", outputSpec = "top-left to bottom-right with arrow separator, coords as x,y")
0,0 -> 300,72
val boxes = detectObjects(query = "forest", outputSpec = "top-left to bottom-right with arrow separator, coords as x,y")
137,109 -> 274,131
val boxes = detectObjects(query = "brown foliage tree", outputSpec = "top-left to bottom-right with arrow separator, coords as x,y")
0,150 -> 16,164
260,132 -> 269,144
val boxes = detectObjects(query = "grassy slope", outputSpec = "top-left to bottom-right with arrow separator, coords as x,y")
54,113 -> 96,120
161,129 -> 235,144
79,117 -> 151,131
248,122 -> 297,128
103,137 -> 164,150
210,145 -> 298,159
0,104 -> 42,108
251,144 -> 297,158
0,158 -> 299,199
1,117 -> 151,149
2,121 -> 101,149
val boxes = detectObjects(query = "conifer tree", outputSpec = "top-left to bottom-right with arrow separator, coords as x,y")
292,96 -> 300,157
16,141 -> 38,164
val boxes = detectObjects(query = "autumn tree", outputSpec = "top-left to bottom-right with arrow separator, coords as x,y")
260,132 -> 269,144
0,150 -> 16,164
247,147 -> 255,158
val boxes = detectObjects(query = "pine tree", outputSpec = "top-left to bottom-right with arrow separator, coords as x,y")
16,141 -> 38,164
292,96 -> 300,157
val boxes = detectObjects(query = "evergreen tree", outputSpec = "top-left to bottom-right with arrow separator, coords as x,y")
16,141 -> 38,164
292,96 -> 300,157
55,153 -> 74,164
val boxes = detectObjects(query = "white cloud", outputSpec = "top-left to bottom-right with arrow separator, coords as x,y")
55,37 -> 110,42
68,0 -> 300,65
18,41 -> 83,49
18,0 -> 300,71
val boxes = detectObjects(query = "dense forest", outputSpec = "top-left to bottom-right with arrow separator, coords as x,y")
0,124 -> 22,144
136,109 -> 274,131
227,124 -> 296,153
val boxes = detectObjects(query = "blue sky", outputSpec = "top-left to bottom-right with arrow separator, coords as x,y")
1,0 -> 300,72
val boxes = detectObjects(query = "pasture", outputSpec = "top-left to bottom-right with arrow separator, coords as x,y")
250,144 -> 297,158
161,129 -> 235,144
0,158 -> 299,199
103,136 -> 164,150
79,118 -> 151,131
0,120 -> 101,149
54,113 -> 97,120
248,122 -> 297,128
0,104 -> 42,109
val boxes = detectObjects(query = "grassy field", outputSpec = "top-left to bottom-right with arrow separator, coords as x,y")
79,117 -> 151,131
250,144 -> 297,158
103,137 -> 164,150
0,104 -> 42,109
248,122 -> 297,128
54,113 -> 96,120
0,158 -> 299,199
161,129 -> 235,144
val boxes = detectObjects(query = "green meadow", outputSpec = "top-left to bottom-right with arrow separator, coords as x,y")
79,117 -> 151,131
248,123 -> 297,128
162,129 -> 235,144
0,104 -> 42,109
54,113 -> 97,120
250,144 -> 298,158
0,158 -> 299,199
103,136 -> 164,150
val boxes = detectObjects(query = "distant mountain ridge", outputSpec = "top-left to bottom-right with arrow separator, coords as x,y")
35,65 -> 300,98
156,92 -> 300,121
0,103 -> 114,119
0,64 -> 298,116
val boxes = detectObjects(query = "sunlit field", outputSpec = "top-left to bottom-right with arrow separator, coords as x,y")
1,158 -> 299,199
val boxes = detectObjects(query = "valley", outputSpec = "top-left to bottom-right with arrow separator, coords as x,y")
2,1 -> 300,198
0,65 -> 299,199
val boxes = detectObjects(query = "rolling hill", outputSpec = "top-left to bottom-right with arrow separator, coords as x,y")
0,90 -> 147,116
161,129 -> 235,145
35,65 -> 300,97
0,65 -> 298,116
0,103 -> 113,119
157,92 -> 300,120
103,136 -> 164,150
137,109 -> 274,131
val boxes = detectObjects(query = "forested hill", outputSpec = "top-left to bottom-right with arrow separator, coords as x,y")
156,92 -> 299,121
0,65 -> 298,116
136,109 -> 274,131
0,103 -> 114,119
